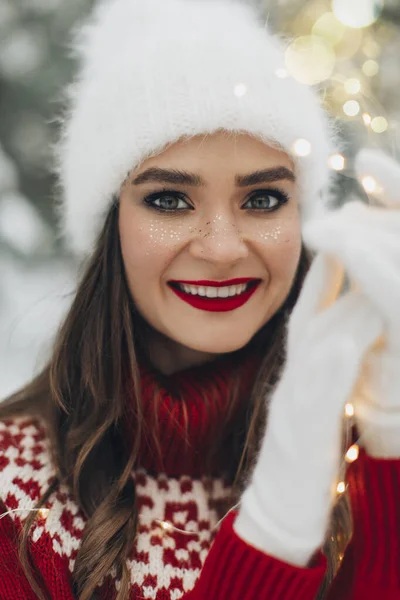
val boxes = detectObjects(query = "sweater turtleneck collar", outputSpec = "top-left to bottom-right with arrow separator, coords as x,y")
124,348 -> 262,479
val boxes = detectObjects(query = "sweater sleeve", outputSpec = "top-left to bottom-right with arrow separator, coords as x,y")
183,510 -> 327,600
0,500 -> 76,600
326,448 -> 400,600
0,501 -> 39,599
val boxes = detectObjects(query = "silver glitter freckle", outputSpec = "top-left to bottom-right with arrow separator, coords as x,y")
258,225 -> 282,241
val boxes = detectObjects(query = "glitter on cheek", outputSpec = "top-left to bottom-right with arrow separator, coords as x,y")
254,224 -> 282,242
142,220 -> 191,256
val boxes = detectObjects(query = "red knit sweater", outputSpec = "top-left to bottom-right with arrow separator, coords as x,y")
1,353 -> 400,599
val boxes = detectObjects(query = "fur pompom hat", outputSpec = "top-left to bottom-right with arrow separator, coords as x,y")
56,0 -> 337,256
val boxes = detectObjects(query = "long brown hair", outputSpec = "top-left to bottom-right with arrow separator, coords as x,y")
0,200 -> 351,600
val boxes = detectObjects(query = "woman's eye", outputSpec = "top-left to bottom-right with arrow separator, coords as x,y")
144,192 -> 192,211
243,190 -> 289,211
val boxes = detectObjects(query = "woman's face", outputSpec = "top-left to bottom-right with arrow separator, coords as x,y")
119,132 -> 302,371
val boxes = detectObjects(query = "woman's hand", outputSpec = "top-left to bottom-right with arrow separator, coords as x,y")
303,150 -> 400,458
234,250 -> 383,567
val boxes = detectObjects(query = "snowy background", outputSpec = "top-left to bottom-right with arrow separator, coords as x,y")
1,0 -> 399,398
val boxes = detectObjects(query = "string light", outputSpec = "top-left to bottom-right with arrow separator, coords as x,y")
291,138 -> 311,157
0,507 -> 49,521
343,100 -> 360,117
336,481 -> 346,494
362,175 -> 378,193
328,153 -> 346,171
2,455 -> 362,536
158,520 -> 173,532
362,113 -> 372,126
0,505 -> 243,539
154,501 -> 242,536
345,403 -> 354,417
345,444 -> 359,463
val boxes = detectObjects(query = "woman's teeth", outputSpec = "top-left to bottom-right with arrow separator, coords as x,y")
178,283 -> 249,297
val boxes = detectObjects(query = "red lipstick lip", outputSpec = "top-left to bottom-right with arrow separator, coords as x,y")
168,280 -> 261,312
169,277 -> 260,287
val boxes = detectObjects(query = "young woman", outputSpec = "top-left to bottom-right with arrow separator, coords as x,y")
1,1 -> 400,599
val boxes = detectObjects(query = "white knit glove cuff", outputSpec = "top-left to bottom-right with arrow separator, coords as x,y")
235,481 -> 327,567
356,402 -> 400,458
355,352 -> 400,458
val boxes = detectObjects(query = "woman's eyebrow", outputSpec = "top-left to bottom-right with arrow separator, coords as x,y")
236,167 -> 296,186
132,168 -> 202,186
131,166 -> 295,187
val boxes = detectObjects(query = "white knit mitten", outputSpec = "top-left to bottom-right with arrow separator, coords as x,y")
355,352 -> 400,458
353,150 -> 400,458
303,151 -> 400,459
234,252 -> 383,567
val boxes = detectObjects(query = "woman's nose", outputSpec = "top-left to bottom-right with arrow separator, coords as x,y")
189,214 -> 248,265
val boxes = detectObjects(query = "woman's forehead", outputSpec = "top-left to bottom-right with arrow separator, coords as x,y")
130,132 -> 295,182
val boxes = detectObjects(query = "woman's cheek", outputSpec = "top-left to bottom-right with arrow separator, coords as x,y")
120,219 -> 190,273
140,221 -> 189,257
252,218 -> 302,277
253,215 -> 301,248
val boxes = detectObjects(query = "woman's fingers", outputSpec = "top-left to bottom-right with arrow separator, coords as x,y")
287,253 -> 344,354
297,292 -> 383,403
282,291 -> 384,419
269,292 -> 383,487
304,200 -> 400,247
303,204 -> 400,333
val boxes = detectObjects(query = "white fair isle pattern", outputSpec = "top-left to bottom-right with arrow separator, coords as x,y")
0,416 -> 234,599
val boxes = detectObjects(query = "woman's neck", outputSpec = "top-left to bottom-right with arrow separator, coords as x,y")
144,327 -> 223,375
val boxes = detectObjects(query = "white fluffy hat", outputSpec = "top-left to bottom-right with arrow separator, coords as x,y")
56,0 -> 337,256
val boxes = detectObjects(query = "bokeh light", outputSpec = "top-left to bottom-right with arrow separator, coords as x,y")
371,116 -> 388,133
344,78 -> 361,94
328,154 -> 346,171
345,444 -> 359,463
285,35 -> 336,85
312,12 -> 346,45
0,27 -> 48,79
332,0 -> 384,29
362,175 -> 378,193
334,26 -> 363,60
233,83 -> 247,97
0,192 -> 49,255
362,59 -> 380,76
362,37 -> 381,58
345,403 -> 355,417
291,138 -> 312,157
362,113 -> 372,125
343,100 -> 360,116
337,481 -> 346,494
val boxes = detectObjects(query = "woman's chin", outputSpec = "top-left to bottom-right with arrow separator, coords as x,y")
173,334 -> 253,357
